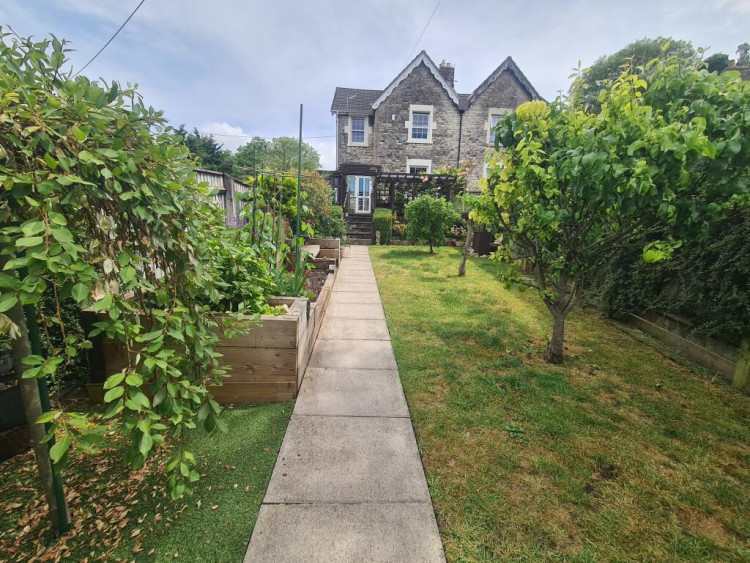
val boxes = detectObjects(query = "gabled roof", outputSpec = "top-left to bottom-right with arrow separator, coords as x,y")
466,56 -> 543,107
330,88 -> 383,114
371,51 -> 460,109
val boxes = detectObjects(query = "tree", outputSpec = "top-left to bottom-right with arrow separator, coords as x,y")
234,137 -> 270,172
573,37 -> 697,110
480,55 -> 750,364
404,195 -> 460,254
266,136 -> 320,171
175,125 -> 234,175
704,52 -> 729,73
0,30 -> 245,501
738,42 -> 750,66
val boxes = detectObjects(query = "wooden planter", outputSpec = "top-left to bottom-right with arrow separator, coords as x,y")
306,237 -> 341,265
86,267 -> 336,404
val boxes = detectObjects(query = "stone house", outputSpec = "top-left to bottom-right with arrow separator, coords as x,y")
329,50 -> 541,238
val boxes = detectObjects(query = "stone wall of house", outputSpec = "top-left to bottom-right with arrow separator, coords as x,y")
336,62 -> 536,191
337,113 -> 377,167
460,71 -> 534,192
373,62 -> 461,173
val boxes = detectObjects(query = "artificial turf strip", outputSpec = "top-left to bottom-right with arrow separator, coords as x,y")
369,246 -> 750,562
0,402 -> 292,562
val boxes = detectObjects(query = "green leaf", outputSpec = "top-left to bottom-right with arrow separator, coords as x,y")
125,373 -> 143,387
0,292 -> 17,313
71,126 -> 87,142
50,227 -> 74,244
21,221 -> 45,236
103,372 -> 126,389
16,236 -> 44,248
120,266 -> 136,284
139,432 -> 154,456
36,410 -> 61,424
49,436 -> 72,464
71,283 -> 89,303
103,386 -> 125,403
92,293 -> 113,312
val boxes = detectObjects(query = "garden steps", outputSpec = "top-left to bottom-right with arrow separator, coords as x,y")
244,245 -> 445,562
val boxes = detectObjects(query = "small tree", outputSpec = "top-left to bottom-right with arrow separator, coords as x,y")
480,54 -> 750,364
404,195 -> 459,254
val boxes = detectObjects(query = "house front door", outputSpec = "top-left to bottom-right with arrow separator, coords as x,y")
354,176 -> 371,214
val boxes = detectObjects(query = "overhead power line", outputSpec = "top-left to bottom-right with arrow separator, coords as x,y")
405,0 -> 442,64
73,0 -> 146,78
204,132 -> 336,140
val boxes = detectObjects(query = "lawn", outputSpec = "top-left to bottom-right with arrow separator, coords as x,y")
0,401 -> 291,562
369,246 -> 750,562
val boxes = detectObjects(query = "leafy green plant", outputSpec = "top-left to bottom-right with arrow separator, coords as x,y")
0,30 -> 261,500
404,196 -> 460,253
478,50 -> 750,364
374,208 -> 394,245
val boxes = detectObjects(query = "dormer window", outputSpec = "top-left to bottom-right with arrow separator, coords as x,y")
406,105 -> 434,144
347,115 -> 368,146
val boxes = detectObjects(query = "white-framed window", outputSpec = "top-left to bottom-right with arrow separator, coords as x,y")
346,115 -> 368,146
406,158 -> 432,174
488,114 -> 503,144
487,108 -> 510,145
405,105 -> 434,144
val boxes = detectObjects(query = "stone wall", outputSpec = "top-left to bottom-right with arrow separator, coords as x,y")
460,72 -> 534,191
373,62 -> 461,173
336,62 -> 535,190
337,113 -> 377,167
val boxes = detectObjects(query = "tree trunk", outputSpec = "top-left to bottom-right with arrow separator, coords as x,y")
458,220 -> 474,276
546,310 -> 566,364
429,242 -> 434,254
7,301 -> 69,533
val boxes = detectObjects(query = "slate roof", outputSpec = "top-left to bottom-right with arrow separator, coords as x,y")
330,87 -> 383,114
331,53 -> 541,115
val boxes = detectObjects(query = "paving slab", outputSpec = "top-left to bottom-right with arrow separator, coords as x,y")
264,415 -> 429,503
246,246 -> 444,562
309,339 -> 397,370
325,302 -> 385,320
244,503 -> 445,563
318,317 -> 390,340
332,281 -> 380,293
294,368 -> 407,417
329,291 -> 382,304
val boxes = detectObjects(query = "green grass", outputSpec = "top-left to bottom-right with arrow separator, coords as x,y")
370,246 -> 750,562
0,401 -> 291,562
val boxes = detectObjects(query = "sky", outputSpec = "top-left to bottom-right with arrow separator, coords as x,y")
2,0 -> 749,169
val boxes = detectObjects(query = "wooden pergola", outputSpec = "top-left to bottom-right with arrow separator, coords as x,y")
325,165 -> 464,218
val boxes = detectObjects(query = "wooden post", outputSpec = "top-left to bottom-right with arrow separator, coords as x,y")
733,338 -> 750,394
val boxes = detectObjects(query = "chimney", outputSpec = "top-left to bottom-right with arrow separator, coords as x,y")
438,60 -> 455,87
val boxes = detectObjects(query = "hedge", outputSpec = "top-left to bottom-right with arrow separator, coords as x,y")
374,208 -> 393,245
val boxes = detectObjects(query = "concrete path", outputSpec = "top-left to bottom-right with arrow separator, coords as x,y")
244,246 -> 445,562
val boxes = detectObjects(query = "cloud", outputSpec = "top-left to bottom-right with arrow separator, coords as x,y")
307,138 -> 337,171
197,122 -> 248,152
5,0 -> 748,172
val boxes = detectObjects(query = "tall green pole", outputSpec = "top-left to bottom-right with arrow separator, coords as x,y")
252,170 -> 258,245
23,302 -> 71,533
296,104 -> 303,258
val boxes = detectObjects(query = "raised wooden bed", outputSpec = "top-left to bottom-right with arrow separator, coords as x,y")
307,237 -> 341,265
86,266 -> 336,404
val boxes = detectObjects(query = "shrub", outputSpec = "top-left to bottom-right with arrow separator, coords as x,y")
373,209 -> 394,245
404,196 -> 460,253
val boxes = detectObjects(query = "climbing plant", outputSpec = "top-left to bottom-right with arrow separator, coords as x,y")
0,30 -> 257,498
